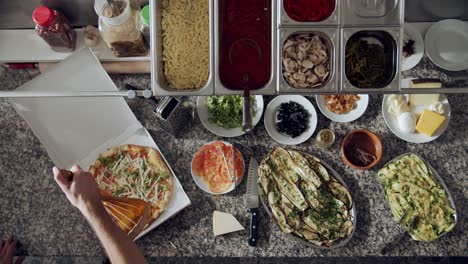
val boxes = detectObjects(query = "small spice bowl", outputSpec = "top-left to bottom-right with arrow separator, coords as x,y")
341,129 -> 383,170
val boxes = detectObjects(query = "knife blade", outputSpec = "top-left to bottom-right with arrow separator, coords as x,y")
245,158 -> 259,246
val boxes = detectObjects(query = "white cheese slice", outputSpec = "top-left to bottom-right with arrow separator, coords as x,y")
213,211 -> 245,236
409,94 -> 440,106
409,80 -> 441,106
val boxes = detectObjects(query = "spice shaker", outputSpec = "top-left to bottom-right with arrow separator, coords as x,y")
94,0 -> 147,57
140,5 -> 151,48
32,6 -> 76,52
154,97 -> 193,138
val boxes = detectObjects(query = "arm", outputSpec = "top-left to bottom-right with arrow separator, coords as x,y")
53,166 -> 147,264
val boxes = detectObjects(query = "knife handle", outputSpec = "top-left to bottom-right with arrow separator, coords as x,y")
248,208 -> 259,247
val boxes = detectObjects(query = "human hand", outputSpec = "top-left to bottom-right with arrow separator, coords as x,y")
53,165 -> 103,217
0,236 -> 24,264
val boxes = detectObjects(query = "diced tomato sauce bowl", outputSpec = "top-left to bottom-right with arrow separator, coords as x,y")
191,141 -> 245,195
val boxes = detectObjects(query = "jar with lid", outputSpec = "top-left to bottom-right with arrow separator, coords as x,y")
32,6 -> 76,52
140,5 -> 150,48
94,0 -> 147,57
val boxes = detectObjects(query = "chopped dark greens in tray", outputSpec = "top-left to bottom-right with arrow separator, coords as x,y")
345,39 -> 387,88
345,31 -> 397,89
276,101 -> 309,138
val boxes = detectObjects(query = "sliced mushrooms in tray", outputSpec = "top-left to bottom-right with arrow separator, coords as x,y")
258,147 -> 355,248
282,33 -> 331,89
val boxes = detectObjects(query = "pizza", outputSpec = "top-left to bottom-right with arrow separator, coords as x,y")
89,144 -> 174,226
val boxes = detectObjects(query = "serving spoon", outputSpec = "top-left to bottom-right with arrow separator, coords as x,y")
228,38 -> 263,132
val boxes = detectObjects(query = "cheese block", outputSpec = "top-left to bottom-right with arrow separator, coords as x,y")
213,211 -> 245,236
410,93 -> 441,106
415,110 -> 446,136
409,79 -> 442,89
409,79 -> 441,106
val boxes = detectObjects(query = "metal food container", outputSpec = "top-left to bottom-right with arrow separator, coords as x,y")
214,0 -> 277,95
340,27 -> 401,93
278,27 -> 339,94
278,0 -> 340,26
341,0 -> 404,26
150,0 -> 214,96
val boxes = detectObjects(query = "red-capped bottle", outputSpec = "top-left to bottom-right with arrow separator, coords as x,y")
32,6 -> 76,52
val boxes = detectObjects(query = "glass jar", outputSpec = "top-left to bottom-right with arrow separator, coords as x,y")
94,0 -> 147,57
140,5 -> 150,48
314,129 -> 336,149
32,6 -> 76,52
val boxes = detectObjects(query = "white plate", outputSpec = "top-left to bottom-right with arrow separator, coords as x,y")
197,95 -> 264,138
402,23 -> 424,71
191,141 -> 244,195
315,94 -> 369,123
264,95 -> 317,146
382,94 -> 451,144
425,19 -> 468,71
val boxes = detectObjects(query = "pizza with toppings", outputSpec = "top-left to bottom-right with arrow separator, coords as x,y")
89,144 -> 174,226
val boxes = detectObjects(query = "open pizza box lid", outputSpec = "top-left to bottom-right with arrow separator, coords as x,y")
10,48 -> 191,240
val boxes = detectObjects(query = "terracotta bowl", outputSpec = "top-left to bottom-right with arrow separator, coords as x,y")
341,129 -> 383,170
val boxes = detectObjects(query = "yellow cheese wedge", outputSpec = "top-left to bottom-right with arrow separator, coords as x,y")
213,211 -> 245,236
415,110 -> 446,136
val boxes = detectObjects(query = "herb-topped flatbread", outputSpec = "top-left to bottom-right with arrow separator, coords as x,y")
90,144 -> 174,226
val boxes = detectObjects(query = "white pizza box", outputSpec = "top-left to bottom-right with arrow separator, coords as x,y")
10,48 -> 191,240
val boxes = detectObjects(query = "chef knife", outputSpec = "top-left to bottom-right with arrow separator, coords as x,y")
245,158 -> 260,246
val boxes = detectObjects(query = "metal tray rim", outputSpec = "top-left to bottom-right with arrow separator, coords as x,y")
378,152 -> 458,241
259,151 -> 357,250
341,0 -> 404,27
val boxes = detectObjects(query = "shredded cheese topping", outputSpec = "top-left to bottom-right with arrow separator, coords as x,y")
96,151 -> 170,206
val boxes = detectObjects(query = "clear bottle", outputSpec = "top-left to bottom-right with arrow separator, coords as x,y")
140,5 -> 150,48
94,0 -> 147,57
32,6 -> 76,52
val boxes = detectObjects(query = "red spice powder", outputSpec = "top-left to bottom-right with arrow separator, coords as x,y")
284,0 -> 335,22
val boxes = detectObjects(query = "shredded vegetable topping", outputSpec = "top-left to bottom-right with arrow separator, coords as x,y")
96,151 -> 170,206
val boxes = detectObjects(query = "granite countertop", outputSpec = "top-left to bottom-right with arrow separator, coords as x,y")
0,65 -> 467,258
